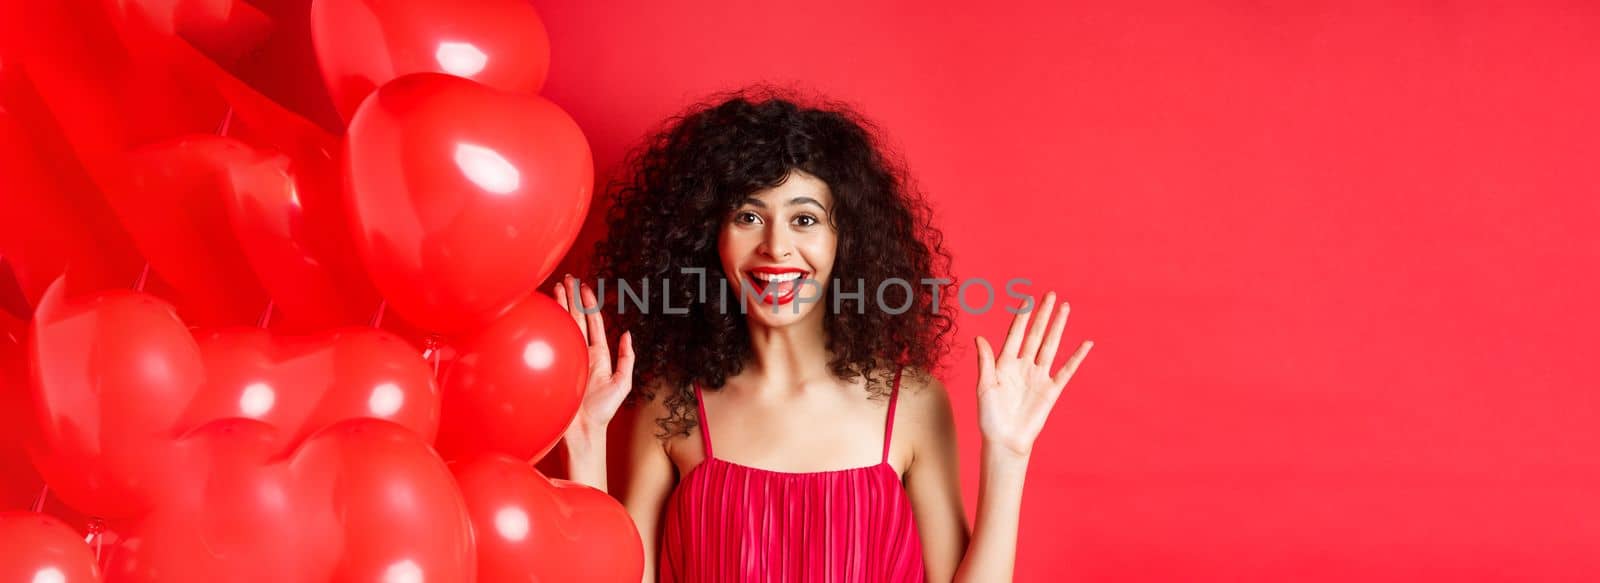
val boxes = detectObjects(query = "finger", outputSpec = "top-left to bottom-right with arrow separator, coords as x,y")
1051,340 -> 1094,391
565,276 -> 588,339
1036,300 -> 1070,367
1019,292 -> 1056,364
612,331 -> 636,386
999,295 -> 1033,359
580,282 -> 606,341
581,283 -> 611,370
554,277 -> 568,309
564,274 -> 579,305
974,335 -> 996,387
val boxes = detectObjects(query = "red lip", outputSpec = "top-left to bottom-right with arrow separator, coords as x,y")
743,268 -> 809,307
747,266 -> 807,275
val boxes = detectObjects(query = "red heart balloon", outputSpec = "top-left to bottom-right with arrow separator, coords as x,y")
304,420 -> 477,582
1,0 -> 231,183
101,0 -> 345,133
114,28 -> 384,329
210,138 -> 375,331
310,0 -> 551,122
111,0 -> 273,65
27,282 -> 438,520
51,6 -> 362,328
110,5 -> 345,168
102,419 -> 339,583
345,73 -> 592,335
0,512 -> 102,582
106,418 -> 475,583
27,282 -> 202,519
115,136 -> 273,326
436,293 -> 587,462
184,326 -> 440,454
452,454 -> 642,582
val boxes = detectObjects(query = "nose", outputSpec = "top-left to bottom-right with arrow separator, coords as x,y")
759,224 -> 794,259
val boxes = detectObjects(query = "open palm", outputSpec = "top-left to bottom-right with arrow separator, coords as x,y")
974,291 -> 1093,458
554,275 -> 634,435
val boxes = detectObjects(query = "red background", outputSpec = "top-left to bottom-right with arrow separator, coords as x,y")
534,1 -> 1600,580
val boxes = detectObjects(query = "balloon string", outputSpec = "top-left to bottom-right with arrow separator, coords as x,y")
217,106 -> 235,136
257,301 -> 275,328
85,517 -> 104,558
30,484 -> 48,512
132,263 -> 150,291
369,301 -> 387,328
421,335 -> 442,376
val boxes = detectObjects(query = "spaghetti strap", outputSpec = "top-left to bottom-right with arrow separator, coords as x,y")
693,381 -> 714,459
882,366 -> 903,464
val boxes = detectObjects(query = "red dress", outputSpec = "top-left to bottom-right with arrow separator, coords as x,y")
659,367 -> 927,582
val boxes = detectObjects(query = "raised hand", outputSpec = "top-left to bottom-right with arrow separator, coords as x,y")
973,291 -> 1093,459
554,274 -> 635,438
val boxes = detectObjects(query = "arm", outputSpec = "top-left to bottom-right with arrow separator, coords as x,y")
954,444 -> 1031,581
564,382 -> 677,583
909,292 -> 1094,582
564,421 -> 610,491
566,405 -> 673,583
903,376 -> 971,581
620,386 -> 676,583
903,374 -> 1032,582
556,276 -> 672,581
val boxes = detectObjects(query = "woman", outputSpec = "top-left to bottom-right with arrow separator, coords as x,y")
554,86 -> 1093,582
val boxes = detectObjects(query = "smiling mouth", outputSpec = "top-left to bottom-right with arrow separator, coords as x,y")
744,271 -> 810,304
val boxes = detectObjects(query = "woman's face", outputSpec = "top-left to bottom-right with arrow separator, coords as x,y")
717,169 -> 838,328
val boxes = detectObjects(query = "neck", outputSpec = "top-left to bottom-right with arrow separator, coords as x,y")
741,307 -> 832,396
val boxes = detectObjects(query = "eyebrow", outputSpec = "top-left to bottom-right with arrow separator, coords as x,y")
739,196 -> 827,210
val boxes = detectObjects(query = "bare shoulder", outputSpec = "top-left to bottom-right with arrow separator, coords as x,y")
629,376 -> 696,463
891,366 -> 958,441
894,366 -> 952,410
626,378 -> 676,447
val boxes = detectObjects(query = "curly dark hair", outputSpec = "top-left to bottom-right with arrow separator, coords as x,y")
590,84 -> 955,439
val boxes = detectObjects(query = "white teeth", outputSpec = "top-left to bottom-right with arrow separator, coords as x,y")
750,271 -> 802,282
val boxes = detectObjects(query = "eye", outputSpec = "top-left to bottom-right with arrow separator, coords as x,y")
734,211 -> 762,225
793,214 -> 819,227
